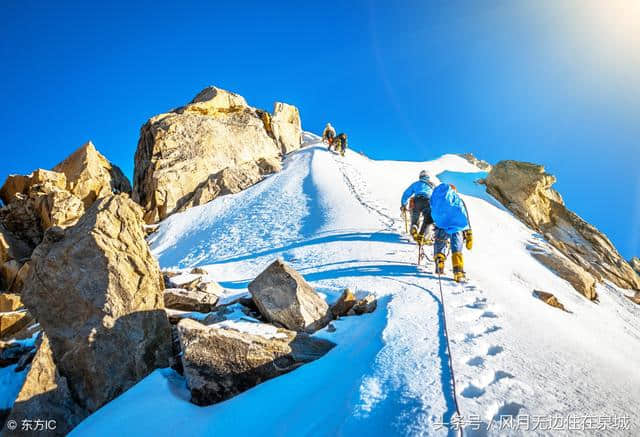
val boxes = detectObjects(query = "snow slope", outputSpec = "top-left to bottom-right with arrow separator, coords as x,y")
73,138 -> 640,436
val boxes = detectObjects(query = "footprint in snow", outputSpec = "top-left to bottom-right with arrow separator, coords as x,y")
487,345 -> 504,356
466,356 -> 485,367
480,311 -> 498,319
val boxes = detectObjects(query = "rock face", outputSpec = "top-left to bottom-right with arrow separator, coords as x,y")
485,160 -> 640,295
163,288 -> 218,313
249,259 -> 330,333
177,318 -> 335,405
270,102 -> 302,154
132,86 -> 302,223
532,252 -> 597,300
458,153 -> 492,171
176,157 -> 281,213
0,310 -> 33,340
630,257 -> 640,276
4,335 -> 86,436
52,141 -> 132,208
20,194 -> 172,416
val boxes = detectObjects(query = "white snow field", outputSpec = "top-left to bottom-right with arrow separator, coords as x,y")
73,137 -> 640,436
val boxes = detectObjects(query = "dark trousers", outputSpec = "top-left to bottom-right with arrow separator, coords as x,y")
411,196 -> 433,235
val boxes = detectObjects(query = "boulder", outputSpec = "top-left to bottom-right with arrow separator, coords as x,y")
0,310 -> 33,340
249,259 -> 330,333
533,290 -> 567,311
4,335 -> 86,436
270,102 -> 302,154
20,194 -> 172,415
352,294 -> 378,315
0,293 -> 22,312
176,157 -> 282,212
485,160 -> 640,292
532,252 -> 597,301
52,141 -> 131,208
132,86 -> 302,223
163,288 -> 219,313
196,281 -> 226,297
177,318 -> 335,405
331,288 -> 357,318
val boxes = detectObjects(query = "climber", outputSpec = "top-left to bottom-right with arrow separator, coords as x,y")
334,133 -> 348,156
400,170 -> 435,244
322,123 -> 336,147
429,183 -> 473,282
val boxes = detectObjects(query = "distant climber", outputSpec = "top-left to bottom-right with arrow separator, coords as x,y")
322,123 -> 336,146
429,183 -> 473,282
400,170 -> 435,244
333,133 -> 348,156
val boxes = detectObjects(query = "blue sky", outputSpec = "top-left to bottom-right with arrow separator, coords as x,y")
1,1 -> 638,258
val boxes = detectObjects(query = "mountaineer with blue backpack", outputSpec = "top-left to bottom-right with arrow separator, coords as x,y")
400,170 -> 435,244
429,183 -> 473,282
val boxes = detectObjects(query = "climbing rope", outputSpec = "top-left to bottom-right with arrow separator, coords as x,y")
437,273 -> 465,436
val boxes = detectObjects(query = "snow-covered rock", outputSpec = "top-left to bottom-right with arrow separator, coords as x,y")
177,318 -> 334,406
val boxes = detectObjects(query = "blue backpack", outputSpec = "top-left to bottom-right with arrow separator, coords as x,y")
430,183 -> 470,233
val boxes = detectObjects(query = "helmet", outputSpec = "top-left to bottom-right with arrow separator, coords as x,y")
419,170 -> 430,181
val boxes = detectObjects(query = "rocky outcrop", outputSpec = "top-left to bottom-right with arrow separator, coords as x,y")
533,290 -> 567,311
270,102 -> 302,154
163,288 -> 218,313
176,157 -> 281,213
485,160 -> 640,294
458,153 -> 492,171
331,288 -> 357,318
4,335 -> 86,436
20,194 -> 172,416
249,259 -> 330,333
132,86 -> 302,223
532,251 -> 598,300
52,141 -> 131,208
177,318 -> 334,405
0,143 -> 130,294
630,257 -> 640,276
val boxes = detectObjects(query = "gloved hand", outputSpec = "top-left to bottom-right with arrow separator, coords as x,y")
464,229 -> 473,250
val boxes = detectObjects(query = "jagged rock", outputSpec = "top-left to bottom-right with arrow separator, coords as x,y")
177,157 -> 282,212
532,252 -> 597,300
4,335 -> 86,436
196,281 -> 225,296
458,153 -> 492,171
331,288 -> 357,318
485,160 -> 640,293
630,257 -> 640,276
352,294 -> 378,315
533,290 -> 567,311
133,86 -> 302,223
270,102 -> 302,154
190,267 -> 207,275
52,141 -> 132,208
20,194 -> 172,416
177,318 -> 335,405
0,293 -> 22,312
249,259 -> 330,333
0,310 -> 33,340
163,288 -> 219,313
